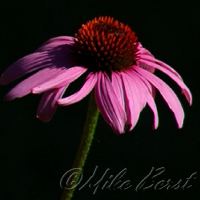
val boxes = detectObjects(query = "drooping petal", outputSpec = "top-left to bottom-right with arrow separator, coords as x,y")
37,86 -> 67,122
0,37 -> 75,85
111,72 -> 125,110
0,52 -> 52,85
36,36 -> 74,52
138,59 -> 192,105
125,69 -> 147,111
129,70 -> 159,129
57,72 -> 97,106
134,66 -> 184,128
32,66 -> 87,94
94,72 -> 127,134
4,67 -> 66,101
121,71 -> 146,131
140,52 -> 183,80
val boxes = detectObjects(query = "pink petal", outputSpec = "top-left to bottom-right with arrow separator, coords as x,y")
0,52 -> 51,85
36,36 -> 74,52
121,71 -> 146,131
37,86 -> 67,122
134,66 -> 184,128
140,53 -> 183,80
57,73 -> 97,106
94,72 -> 127,134
111,72 -> 125,110
0,37 -> 75,85
138,59 -> 192,105
32,66 -> 87,94
0,39 -> 74,85
130,70 -> 159,129
4,67 -> 66,101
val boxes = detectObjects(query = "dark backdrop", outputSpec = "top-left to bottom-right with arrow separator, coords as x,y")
0,1 -> 199,200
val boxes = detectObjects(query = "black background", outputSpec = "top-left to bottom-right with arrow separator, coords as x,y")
0,1 -> 199,200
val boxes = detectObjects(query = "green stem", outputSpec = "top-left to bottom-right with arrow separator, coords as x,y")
61,91 -> 99,200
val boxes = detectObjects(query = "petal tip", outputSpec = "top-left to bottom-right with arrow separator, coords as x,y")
56,99 -> 63,105
3,94 -> 13,102
178,123 -> 183,129
152,124 -> 158,130
36,114 -> 50,122
32,88 -> 41,94
0,76 -> 7,85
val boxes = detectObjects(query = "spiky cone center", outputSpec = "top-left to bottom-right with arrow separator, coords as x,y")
73,16 -> 139,72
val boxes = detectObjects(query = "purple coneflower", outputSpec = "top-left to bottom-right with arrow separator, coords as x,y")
0,16 -> 192,134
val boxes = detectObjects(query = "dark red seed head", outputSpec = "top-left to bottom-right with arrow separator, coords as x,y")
73,16 -> 138,72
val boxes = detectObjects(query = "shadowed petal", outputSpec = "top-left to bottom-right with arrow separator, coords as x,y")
138,59 -> 192,105
57,73 -> 97,106
4,67 -> 66,101
32,67 -> 87,94
137,60 -> 155,73
151,84 -> 156,98
0,37 -> 75,85
0,52 -> 52,85
134,66 -> 184,128
121,71 -> 146,131
94,72 -> 127,134
36,36 -> 74,52
37,86 -> 67,122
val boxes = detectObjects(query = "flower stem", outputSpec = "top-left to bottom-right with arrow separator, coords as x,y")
61,91 -> 99,200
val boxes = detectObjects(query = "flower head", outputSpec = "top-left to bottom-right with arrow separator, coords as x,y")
0,16 -> 192,134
